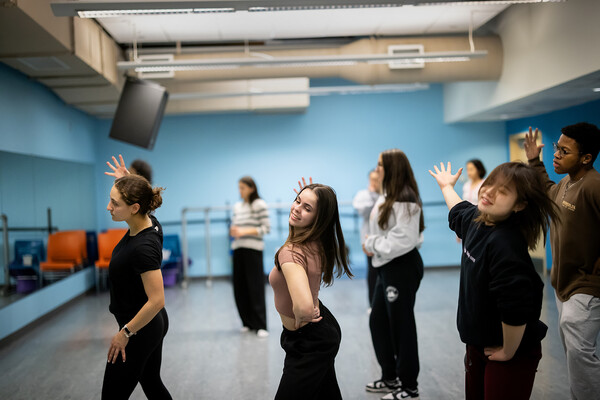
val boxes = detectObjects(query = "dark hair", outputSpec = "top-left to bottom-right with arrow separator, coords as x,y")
467,159 -> 486,179
561,122 -> 600,163
378,149 -> 425,233
130,159 -> 153,184
114,175 -> 164,215
239,176 -> 260,204
274,183 -> 352,286
475,162 -> 560,250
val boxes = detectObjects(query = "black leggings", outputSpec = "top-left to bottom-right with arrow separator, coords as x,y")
275,301 -> 342,400
102,308 -> 172,400
369,248 -> 423,389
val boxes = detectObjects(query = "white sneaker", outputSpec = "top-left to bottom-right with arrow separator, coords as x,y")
240,326 -> 250,333
256,329 -> 269,338
366,378 -> 401,393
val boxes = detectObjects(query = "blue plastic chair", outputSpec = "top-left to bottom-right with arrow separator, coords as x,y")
161,234 -> 191,286
9,240 -> 45,293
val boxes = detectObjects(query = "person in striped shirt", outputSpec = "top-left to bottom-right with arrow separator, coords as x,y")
230,176 -> 271,337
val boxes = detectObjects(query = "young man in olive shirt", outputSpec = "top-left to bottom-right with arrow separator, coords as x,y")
525,122 -> 600,400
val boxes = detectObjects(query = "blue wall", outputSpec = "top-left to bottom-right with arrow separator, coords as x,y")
0,64 -> 99,339
93,84 -> 508,277
507,99 -> 600,269
0,64 -> 98,286
0,64 -> 97,164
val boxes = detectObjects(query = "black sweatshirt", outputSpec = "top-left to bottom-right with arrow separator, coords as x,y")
449,201 -> 547,349
108,215 -> 163,320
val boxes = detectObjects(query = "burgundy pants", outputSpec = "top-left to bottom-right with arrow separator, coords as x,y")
464,343 -> 542,400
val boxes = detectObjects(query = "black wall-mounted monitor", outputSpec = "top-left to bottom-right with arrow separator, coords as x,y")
109,76 -> 169,150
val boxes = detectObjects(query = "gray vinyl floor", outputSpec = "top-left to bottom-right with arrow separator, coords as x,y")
0,268 -> 571,400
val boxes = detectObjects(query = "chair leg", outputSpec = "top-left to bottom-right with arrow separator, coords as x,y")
95,267 -> 99,295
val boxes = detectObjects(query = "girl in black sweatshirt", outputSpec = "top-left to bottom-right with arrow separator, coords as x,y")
429,161 -> 559,400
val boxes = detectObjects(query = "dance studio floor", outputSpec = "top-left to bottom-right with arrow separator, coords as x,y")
0,268 -> 571,399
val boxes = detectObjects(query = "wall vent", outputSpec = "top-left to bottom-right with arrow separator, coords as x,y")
388,44 -> 425,70
136,54 -> 175,79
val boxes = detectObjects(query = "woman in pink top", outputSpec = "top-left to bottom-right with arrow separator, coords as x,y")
269,183 -> 353,400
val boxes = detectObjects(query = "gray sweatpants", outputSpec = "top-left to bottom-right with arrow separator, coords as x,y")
556,293 -> 600,400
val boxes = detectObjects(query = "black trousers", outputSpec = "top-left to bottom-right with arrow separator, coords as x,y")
369,248 -> 423,389
102,308 -> 171,400
233,248 -> 267,330
275,301 -> 343,400
367,255 -> 376,304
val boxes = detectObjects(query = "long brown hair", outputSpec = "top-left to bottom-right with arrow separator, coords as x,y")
274,184 -> 352,285
474,162 -> 560,250
378,149 -> 425,232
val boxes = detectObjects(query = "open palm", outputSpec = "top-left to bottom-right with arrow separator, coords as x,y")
429,162 -> 462,189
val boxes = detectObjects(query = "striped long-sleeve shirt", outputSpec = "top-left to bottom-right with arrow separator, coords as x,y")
231,199 -> 271,251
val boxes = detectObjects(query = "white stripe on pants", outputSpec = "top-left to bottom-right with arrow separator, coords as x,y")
555,293 -> 600,400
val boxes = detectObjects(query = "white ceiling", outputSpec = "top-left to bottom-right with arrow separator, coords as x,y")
96,5 -> 509,45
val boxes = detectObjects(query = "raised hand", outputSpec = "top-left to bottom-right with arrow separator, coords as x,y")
428,162 -> 462,190
523,127 -> 544,161
105,154 -> 130,179
293,176 -> 313,195
429,162 -> 463,210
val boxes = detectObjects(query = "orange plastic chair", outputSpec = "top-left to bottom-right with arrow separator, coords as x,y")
95,228 -> 127,292
40,230 -> 87,284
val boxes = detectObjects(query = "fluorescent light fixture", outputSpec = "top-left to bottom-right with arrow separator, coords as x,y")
119,50 -> 486,72
368,57 -> 470,64
51,0 -> 564,17
168,83 -> 430,100
248,4 -> 399,12
78,9 -> 193,17
418,0 -> 563,4
77,7 -> 234,18
135,65 -> 240,72
194,7 -> 235,12
593,88 -> 600,92
253,61 -> 359,68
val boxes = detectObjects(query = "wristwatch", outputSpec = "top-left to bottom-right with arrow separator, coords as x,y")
122,324 -> 136,338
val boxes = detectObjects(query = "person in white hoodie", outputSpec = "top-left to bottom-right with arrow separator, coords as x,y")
363,149 -> 424,400
352,169 -> 381,305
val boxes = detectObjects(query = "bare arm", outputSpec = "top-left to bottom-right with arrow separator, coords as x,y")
428,162 -> 464,210
280,262 -> 322,329
107,269 -> 165,363
230,226 -> 259,238
484,322 -> 526,361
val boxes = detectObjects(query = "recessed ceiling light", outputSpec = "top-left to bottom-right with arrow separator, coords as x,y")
593,88 -> 600,92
